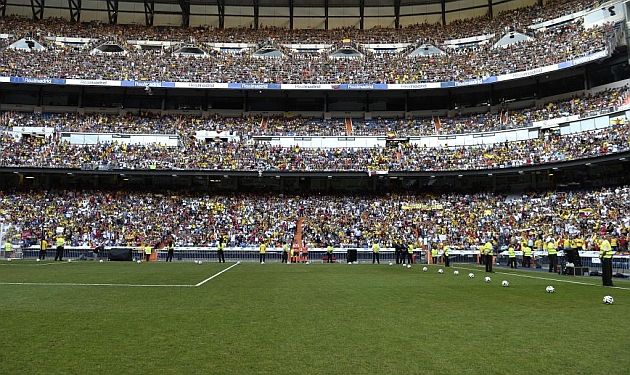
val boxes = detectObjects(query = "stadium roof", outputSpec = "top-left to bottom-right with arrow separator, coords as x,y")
4,0 -> 500,28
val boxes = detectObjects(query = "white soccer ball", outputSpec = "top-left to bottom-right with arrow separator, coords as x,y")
546,286 -> 555,293
389,262 -> 393,266
502,280 -> 509,287
137,260 -> 142,264
468,273 -> 475,278
453,270 -> 459,276
68,259 -> 72,263
484,276 -> 491,283
438,269 -> 444,274
198,261 -> 202,265
7,258 -> 11,262
99,259 -> 104,263
36,258 -> 41,262
422,267 -> 428,272
603,295 -> 614,305
407,264 -> 411,269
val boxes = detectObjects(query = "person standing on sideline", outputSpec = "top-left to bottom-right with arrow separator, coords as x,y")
407,243 -> 414,265
484,241 -> 493,273
39,237 -> 47,260
282,243 -> 289,263
547,238 -> 558,273
217,239 -> 226,263
394,240 -> 402,264
54,235 -> 65,261
599,235 -> 614,287
522,242 -> 532,268
301,242 -> 309,263
144,243 -> 152,262
372,242 -> 380,264
4,240 -> 12,259
507,242 -> 517,269
259,242 -> 266,264
443,243 -> 450,267
326,243 -> 333,263
165,240 -> 174,262
431,246 -> 439,265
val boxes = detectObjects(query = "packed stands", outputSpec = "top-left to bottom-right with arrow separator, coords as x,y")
2,186 -> 629,251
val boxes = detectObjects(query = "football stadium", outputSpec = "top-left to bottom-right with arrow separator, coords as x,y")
1,0 -> 630,374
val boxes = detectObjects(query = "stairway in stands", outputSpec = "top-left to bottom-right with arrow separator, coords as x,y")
433,116 -> 441,135
345,118 -> 353,135
291,217 -> 305,262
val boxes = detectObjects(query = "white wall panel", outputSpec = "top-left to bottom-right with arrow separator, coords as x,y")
224,16 -> 255,29
117,13 -> 146,25
81,11 -> 109,23
190,16 -> 220,28
364,6 -> 394,17
294,7 -> 325,17
259,7 -> 290,17
364,17 -> 396,29
446,7 -> 487,24
293,17 -> 326,29
154,14 -> 183,27
328,7 -> 360,17
400,14 -> 442,27
259,17 -> 291,28
328,17 -> 361,29
225,6 -> 254,16
446,0 -> 488,12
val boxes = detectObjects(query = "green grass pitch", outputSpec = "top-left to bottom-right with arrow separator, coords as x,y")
0,260 -> 628,375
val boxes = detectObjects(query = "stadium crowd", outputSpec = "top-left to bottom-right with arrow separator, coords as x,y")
2,85 -> 627,136
2,186 -> 629,253
0,0 -> 619,84
0,0 -> 600,43
0,119 -> 627,171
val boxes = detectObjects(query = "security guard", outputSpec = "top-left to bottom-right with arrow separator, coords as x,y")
547,238 -> 558,273
259,242 -> 266,264
599,235 -> 614,287
394,240 -> 403,264
407,243 -> 414,265
507,243 -> 517,269
522,243 -> 532,268
4,240 -> 12,259
326,244 -> 333,263
144,243 -> 152,262
443,243 -> 450,267
431,246 -> 439,265
166,241 -> 174,262
372,242 -> 380,264
54,235 -> 65,261
217,240 -> 226,263
282,243 -> 290,263
484,242 -> 493,272
39,237 -> 47,260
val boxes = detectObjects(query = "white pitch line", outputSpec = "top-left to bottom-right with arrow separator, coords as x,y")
455,265 -> 630,291
195,262 -> 240,287
0,282 -> 193,287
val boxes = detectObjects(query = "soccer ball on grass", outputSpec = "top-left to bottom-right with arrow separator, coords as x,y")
603,295 -> 614,305
484,276 -> 491,283
545,286 -> 555,293
501,280 -> 509,287
468,273 -> 475,278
